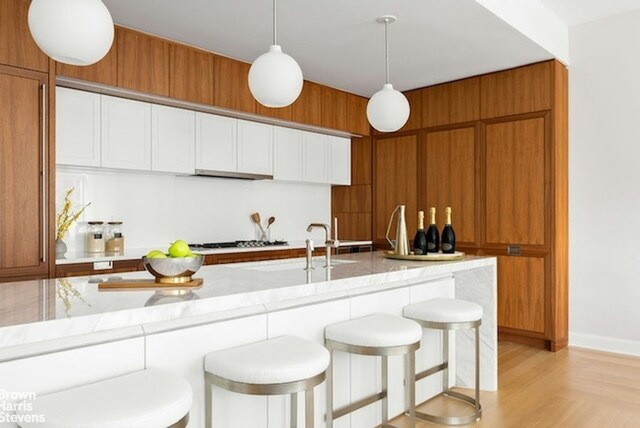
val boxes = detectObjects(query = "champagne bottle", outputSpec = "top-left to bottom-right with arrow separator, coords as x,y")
426,207 -> 440,253
441,206 -> 456,254
413,211 -> 427,255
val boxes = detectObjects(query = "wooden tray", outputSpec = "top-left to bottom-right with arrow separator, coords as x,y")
383,251 -> 465,261
99,278 -> 203,291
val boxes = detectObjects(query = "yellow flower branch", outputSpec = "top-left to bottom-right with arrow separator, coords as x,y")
56,188 -> 91,240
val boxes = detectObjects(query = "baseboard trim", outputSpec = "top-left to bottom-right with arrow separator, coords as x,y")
569,332 -> 640,356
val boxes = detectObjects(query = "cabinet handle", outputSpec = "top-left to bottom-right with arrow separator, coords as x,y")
507,245 -> 521,256
41,83 -> 47,263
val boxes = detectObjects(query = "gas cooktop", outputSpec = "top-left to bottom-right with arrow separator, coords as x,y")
189,240 -> 288,250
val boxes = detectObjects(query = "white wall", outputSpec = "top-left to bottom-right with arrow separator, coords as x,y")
569,10 -> 640,355
56,167 -> 331,252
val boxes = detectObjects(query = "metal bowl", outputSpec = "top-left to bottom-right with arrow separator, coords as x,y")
142,255 -> 204,284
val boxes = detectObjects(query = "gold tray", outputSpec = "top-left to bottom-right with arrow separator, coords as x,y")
99,278 -> 203,291
383,251 -> 465,261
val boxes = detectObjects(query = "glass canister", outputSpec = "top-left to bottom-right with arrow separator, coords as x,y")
86,221 -> 105,253
105,221 -> 125,254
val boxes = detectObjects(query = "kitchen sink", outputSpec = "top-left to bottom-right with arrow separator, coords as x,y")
241,259 -> 356,272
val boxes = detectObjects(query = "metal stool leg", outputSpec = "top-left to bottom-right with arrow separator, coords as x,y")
326,348 -> 333,428
381,355 -> 389,425
475,325 -> 481,419
405,350 -> 416,427
443,329 -> 449,393
305,387 -> 314,428
291,392 -> 298,428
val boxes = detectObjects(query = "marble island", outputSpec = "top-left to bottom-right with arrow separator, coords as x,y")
0,252 -> 497,427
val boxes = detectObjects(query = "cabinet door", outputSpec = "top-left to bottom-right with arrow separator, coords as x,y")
291,81 -> 322,127
195,113 -> 237,172
485,117 -> 546,246
346,94 -> 369,136
321,86 -> 347,131
56,26 -> 118,86
0,0 -> 49,72
419,127 -> 476,245
237,120 -> 273,175
0,67 -> 48,277
101,95 -> 152,170
422,77 -> 480,128
398,89 -> 423,132
373,135 -> 418,244
497,255 -> 546,334
151,105 -> 195,174
213,55 -> 256,113
329,136 -> 351,185
117,28 -> 170,97
169,43 -> 214,105
56,87 -> 101,167
301,132 -> 329,183
273,127 -> 303,181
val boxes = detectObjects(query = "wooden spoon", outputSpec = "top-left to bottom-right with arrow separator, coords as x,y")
251,212 -> 266,234
267,216 -> 275,229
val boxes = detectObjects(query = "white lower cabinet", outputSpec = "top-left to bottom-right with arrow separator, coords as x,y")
237,120 -> 273,175
329,136 -> 351,185
195,112 -> 237,172
151,105 -> 195,174
273,127 -> 303,181
56,87 -> 101,167
302,132 -> 329,183
101,95 -> 152,170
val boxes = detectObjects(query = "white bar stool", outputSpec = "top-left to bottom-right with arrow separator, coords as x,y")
16,368 -> 193,428
403,298 -> 483,425
324,313 -> 423,428
204,335 -> 330,428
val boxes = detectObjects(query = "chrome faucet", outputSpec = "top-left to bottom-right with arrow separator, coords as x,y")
307,219 -> 340,268
304,238 -> 315,271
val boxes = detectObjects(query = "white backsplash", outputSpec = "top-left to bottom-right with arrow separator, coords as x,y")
56,167 -> 331,253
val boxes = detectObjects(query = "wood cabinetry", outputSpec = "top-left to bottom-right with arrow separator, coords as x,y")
480,61 -> 551,119
213,55 -> 256,114
485,116 -> 547,246
169,43 -> 214,105
0,0 -> 48,72
321,86 -> 347,131
292,81 -> 322,127
422,77 -> 480,128
399,89 -> 423,132
56,28 -> 118,86
418,126 -> 477,245
346,95 -> 369,136
117,28 -> 170,97
373,135 -> 418,245
0,66 -> 48,279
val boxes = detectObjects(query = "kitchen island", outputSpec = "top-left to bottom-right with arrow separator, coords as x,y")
0,252 -> 496,427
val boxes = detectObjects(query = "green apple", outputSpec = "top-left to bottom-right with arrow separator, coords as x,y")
168,240 -> 192,258
146,249 -> 167,259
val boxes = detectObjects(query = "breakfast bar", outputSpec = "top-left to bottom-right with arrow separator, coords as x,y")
0,252 -> 496,427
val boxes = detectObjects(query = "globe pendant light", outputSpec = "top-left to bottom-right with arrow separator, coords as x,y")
28,0 -> 114,66
249,0 -> 303,108
367,16 -> 410,133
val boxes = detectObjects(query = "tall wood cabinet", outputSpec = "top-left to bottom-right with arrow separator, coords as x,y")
372,60 -> 568,351
0,65 -> 49,279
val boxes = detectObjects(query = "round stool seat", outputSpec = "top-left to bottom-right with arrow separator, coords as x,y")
17,368 -> 192,428
325,313 -> 422,348
404,298 -> 482,324
205,335 -> 329,385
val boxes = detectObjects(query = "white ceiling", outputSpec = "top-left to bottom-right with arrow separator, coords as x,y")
102,0 -> 554,97
541,0 -> 640,26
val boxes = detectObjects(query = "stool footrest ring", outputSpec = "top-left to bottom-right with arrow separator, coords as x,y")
415,362 -> 447,382
413,390 -> 482,426
332,391 -> 386,420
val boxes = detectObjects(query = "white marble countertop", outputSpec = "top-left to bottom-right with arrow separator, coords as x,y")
0,251 -> 494,360
55,240 -> 373,265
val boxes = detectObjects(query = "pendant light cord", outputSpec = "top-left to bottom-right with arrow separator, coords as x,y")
385,18 -> 390,84
273,0 -> 277,46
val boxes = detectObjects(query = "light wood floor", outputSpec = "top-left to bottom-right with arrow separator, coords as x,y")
392,341 -> 640,428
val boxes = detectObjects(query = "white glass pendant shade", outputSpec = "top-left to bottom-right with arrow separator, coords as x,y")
28,0 -> 114,66
367,83 -> 410,132
249,45 -> 303,108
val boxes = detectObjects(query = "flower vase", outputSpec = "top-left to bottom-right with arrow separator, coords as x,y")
56,238 -> 67,258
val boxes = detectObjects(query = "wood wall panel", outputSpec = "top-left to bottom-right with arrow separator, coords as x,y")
332,185 -> 371,213
351,137 -> 371,185
399,89 -> 423,132
322,87 -> 347,131
419,127 -> 476,245
422,77 -> 480,128
256,102 -> 292,121
346,95 -> 370,136
497,255 -> 546,333
485,117 -> 546,246
0,0 -> 49,72
169,43 -> 214,105
57,27 -> 118,86
117,28 -> 170,96
213,55 -> 256,113
481,61 -> 552,119
374,135 -> 418,244
291,81 -> 322,126
334,212 -> 372,241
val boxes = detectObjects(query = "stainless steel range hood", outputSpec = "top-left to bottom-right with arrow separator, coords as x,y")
194,169 -> 273,180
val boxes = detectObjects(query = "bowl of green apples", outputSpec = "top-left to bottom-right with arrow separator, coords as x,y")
143,240 -> 204,284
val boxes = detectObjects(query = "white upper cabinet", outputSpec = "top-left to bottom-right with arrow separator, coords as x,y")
273,127 -> 303,181
302,131 -> 329,183
195,113 -> 237,172
237,120 -> 273,175
151,105 -> 195,174
101,95 -> 152,171
56,87 -> 101,167
329,136 -> 351,185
